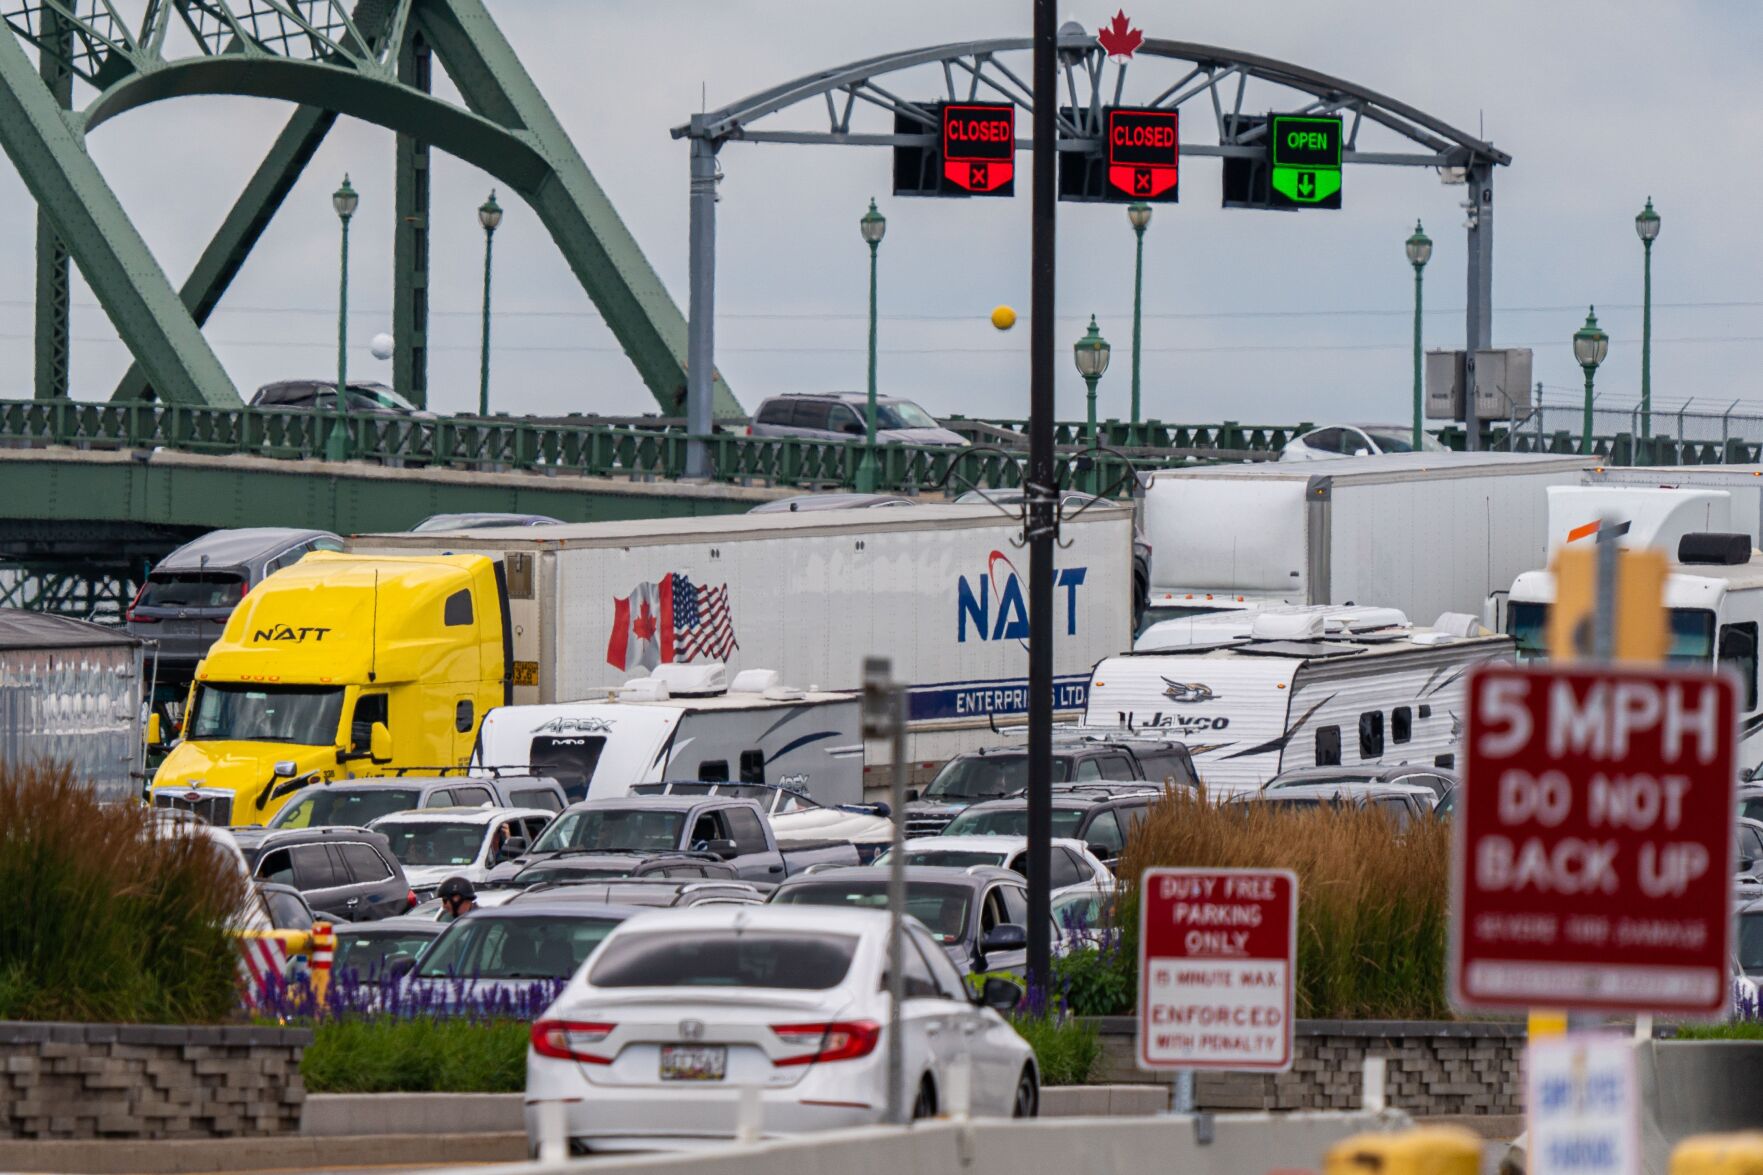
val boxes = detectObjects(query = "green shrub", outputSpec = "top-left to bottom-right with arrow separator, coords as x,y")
1051,945 -> 1133,1017
1673,1022 -> 1763,1041
1116,790 -> 1450,1020
1010,1013 -> 1100,1086
0,763 -> 246,1023
303,1018 -> 529,1093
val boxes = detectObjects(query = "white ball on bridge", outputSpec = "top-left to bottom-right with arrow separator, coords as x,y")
369,333 -> 395,361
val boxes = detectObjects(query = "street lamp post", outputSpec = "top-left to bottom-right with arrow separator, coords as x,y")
1573,306 -> 1609,456
477,191 -> 503,418
1405,221 -> 1432,451
1127,202 -> 1151,426
1073,315 -> 1111,492
329,175 -> 358,462
1635,197 -> 1660,447
854,198 -> 887,493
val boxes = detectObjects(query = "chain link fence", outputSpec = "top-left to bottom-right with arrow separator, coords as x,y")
1488,391 -> 1763,465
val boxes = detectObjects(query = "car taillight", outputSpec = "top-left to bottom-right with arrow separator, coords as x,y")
406,890 -> 418,910
532,1020 -> 616,1064
770,1020 -> 881,1066
745,425 -> 753,436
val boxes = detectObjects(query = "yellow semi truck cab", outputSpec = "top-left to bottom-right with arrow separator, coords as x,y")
148,553 -> 510,826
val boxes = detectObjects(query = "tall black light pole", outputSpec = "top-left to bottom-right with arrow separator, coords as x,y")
1025,0 -> 1060,1000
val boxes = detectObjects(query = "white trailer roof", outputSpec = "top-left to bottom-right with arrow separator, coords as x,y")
1144,452 -> 1588,487
352,502 -> 1130,551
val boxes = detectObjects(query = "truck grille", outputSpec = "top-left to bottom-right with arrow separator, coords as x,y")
906,814 -> 954,837
154,792 -> 233,826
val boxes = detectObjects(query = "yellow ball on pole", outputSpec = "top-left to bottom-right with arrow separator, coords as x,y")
990,305 -> 1017,331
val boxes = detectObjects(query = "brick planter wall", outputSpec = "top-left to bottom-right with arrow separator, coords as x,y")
1086,1017 -> 1527,1116
0,1021 -> 310,1139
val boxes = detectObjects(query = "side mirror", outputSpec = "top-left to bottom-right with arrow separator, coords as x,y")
981,923 -> 1028,953
1741,857 -> 1757,874
978,975 -> 1023,1012
842,420 -> 864,436
499,836 -> 528,862
369,722 -> 392,764
383,954 -> 417,981
145,714 -> 163,748
703,838 -> 739,860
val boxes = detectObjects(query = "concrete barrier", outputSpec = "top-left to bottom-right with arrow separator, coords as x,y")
443,1109 -> 1414,1175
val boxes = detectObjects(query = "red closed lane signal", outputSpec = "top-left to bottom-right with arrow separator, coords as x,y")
1106,107 -> 1178,202
941,103 -> 1015,196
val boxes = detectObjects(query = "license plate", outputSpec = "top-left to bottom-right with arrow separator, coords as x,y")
660,1044 -> 727,1081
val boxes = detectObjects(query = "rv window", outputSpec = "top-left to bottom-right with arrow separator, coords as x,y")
1505,601 -> 1549,662
1359,712 -> 1385,760
1720,623 -> 1760,711
350,694 -> 388,752
700,760 -> 730,783
1315,727 -> 1342,767
739,750 -> 765,785
444,590 -> 474,627
530,735 -> 608,802
724,807 -> 768,855
1392,707 -> 1412,744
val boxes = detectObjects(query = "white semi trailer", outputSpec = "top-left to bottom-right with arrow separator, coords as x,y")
352,504 -> 1135,786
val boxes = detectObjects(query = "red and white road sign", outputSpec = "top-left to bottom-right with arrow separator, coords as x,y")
1453,662 -> 1738,1016
1137,867 -> 1297,1072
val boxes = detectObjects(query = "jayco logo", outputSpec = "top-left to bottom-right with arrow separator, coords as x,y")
957,550 -> 1087,644
252,624 -> 332,643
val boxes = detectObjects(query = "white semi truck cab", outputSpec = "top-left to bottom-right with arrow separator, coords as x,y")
1503,485 -> 1763,775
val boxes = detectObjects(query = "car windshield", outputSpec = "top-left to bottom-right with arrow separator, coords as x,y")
1741,913 -> 1763,974
943,807 -> 1085,837
1361,428 -> 1447,453
772,880 -> 970,943
418,915 -> 622,980
874,401 -> 940,430
588,930 -> 857,989
136,572 -> 246,610
271,788 -> 423,829
531,809 -> 686,853
924,754 -> 1070,801
335,931 -> 436,977
188,684 -> 344,745
374,821 -> 485,867
892,848 -> 1008,870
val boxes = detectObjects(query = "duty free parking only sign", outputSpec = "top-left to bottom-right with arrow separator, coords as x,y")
1138,868 -> 1297,1072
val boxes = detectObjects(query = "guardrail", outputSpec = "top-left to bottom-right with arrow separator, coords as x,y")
0,401 -> 1205,495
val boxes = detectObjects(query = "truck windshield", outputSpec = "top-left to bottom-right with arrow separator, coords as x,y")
188,684 -> 344,745
1506,602 -> 1715,666
531,809 -> 686,853
272,788 -> 422,829
923,753 -> 1071,801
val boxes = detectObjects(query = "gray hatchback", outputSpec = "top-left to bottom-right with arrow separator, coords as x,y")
127,528 -> 342,665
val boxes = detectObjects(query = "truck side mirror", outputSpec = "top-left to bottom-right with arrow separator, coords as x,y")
369,722 -> 392,764
499,836 -> 528,862
145,714 -> 163,748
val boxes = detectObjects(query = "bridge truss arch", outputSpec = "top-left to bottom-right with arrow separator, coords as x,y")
671,31 -> 1510,458
0,0 -> 739,416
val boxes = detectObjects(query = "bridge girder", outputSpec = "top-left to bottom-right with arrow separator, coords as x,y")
0,0 -> 739,418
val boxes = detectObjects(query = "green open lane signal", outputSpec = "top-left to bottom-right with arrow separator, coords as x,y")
1269,114 -> 1342,209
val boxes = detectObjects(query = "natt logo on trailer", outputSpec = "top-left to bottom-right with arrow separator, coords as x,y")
956,550 -> 1087,643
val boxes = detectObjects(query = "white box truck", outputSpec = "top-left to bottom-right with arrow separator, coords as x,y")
352,504 -> 1135,786
1138,453 -> 1587,631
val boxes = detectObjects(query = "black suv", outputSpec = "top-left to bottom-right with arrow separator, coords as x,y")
250,827 -> 415,922
906,736 -> 1196,836
939,786 -> 1161,869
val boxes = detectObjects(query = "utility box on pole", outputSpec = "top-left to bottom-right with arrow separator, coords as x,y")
1426,349 -> 1465,420
1473,348 -> 1534,421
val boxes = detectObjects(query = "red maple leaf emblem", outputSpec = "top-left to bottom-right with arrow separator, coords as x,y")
631,599 -> 657,642
1097,10 -> 1142,60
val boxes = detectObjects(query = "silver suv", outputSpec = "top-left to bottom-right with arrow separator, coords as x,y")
748,393 -> 966,447
127,528 -> 342,666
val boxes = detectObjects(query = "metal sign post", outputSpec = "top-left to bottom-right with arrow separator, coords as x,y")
863,657 -> 908,1124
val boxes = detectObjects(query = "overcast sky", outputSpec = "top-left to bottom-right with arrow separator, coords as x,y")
0,0 -> 1754,429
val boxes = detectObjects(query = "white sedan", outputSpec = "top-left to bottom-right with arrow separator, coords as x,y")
524,905 -> 1037,1152
875,835 -> 1116,900
1280,423 -> 1447,461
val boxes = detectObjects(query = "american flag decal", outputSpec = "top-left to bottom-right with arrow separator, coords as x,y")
607,572 -> 739,671
669,573 -> 739,662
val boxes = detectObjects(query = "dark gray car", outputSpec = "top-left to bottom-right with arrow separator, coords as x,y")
250,827 -> 415,922
251,379 -> 425,416
127,528 -> 343,665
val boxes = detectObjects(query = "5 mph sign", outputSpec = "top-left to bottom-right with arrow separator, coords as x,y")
1453,663 -> 1737,1016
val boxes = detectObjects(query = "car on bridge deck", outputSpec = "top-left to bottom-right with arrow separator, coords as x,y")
747,393 -> 967,447
524,905 -> 1035,1153
250,379 -> 431,417
126,527 -> 343,667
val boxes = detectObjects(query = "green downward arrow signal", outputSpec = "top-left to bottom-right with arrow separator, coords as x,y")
1271,166 -> 1342,204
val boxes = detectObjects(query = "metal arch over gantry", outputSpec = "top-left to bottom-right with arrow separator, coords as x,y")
0,0 -> 741,417
671,31 -> 1511,465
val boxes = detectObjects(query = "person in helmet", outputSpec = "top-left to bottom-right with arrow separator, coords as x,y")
437,876 -> 477,922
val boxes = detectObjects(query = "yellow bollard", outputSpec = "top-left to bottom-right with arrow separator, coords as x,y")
1670,1133 -> 1763,1175
1325,1127 -> 1483,1175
